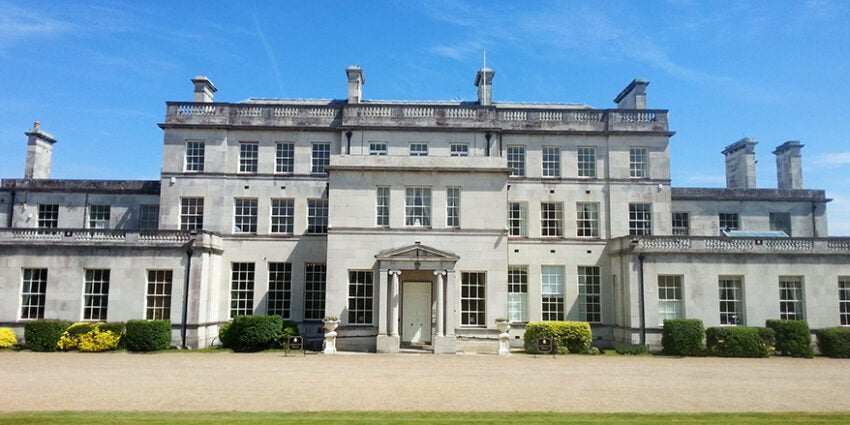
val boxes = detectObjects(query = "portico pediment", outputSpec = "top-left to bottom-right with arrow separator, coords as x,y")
375,242 -> 459,262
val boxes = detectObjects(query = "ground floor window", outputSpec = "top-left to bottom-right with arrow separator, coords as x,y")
267,263 -> 292,318
84,269 -> 110,321
779,276 -> 805,320
541,266 -> 564,321
658,275 -> 683,325
840,277 -> 850,326
230,263 -> 255,317
304,263 -> 326,320
146,270 -> 172,320
719,276 -> 744,325
461,272 -> 486,326
578,266 -> 601,323
347,270 -> 374,324
21,268 -> 47,319
507,266 -> 528,322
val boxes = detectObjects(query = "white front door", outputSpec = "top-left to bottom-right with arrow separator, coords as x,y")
402,281 -> 432,344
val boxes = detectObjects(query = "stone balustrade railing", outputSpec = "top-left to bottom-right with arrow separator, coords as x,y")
615,236 -> 850,255
0,229 -> 193,245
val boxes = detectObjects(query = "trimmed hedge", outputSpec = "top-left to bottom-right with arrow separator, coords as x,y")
222,315 -> 284,352
24,319 -> 71,352
816,327 -> 850,358
706,327 -> 771,358
766,319 -> 813,358
125,320 -> 172,352
661,319 -> 704,356
523,321 -> 592,354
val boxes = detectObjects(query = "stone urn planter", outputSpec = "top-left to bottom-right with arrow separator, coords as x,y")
496,318 -> 511,356
323,317 -> 340,354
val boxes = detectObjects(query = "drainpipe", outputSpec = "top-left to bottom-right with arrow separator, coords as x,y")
7,191 -> 15,227
637,254 -> 646,347
345,130 -> 353,155
485,133 -> 492,157
181,236 -> 195,349
811,202 -> 817,237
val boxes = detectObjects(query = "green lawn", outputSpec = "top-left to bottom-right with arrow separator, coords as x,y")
1,412 -> 849,425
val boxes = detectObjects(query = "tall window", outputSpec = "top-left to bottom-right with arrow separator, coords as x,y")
719,276 -> 744,325
779,276 -> 805,320
83,269 -> 110,321
87,205 -> 110,229
507,146 -> 525,177
234,198 -> 258,233
405,187 -> 431,227
658,275 -> 683,325
139,204 -> 159,230
376,187 -> 390,227
629,147 -> 648,178
270,199 -> 294,234
461,272 -> 486,326
20,268 -> 47,319
576,202 -> 599,238
369,142 -> 387,156
239,142 -> 258,173
409,143 -> 428,156
275,142 -> 294,173
450,144 -> 469,157
577,147 -> 596,178
38,204 -> 59,228
311,143 -> 330,174
185,140 -> 205,172
508,202 -> 528,237
578,266 -> 601,323
719,213 -> 740,231
629,203 -> 652,236
446,187 -> 460,228
542,146 -> 560,177
307,199 -> 328,234
770,212 -> 792,236
839,277 -> 850,326
180,197 -> 204,231
146,270 -> 172,320
507,266 -> 528,322
672,212 -> 690,236
230,263 -> 255,317
304,263 -> 326,320
541,202 -> 563,237
348,270 -> 374,324
541,266 -> 565,321
267,263 -> 292,318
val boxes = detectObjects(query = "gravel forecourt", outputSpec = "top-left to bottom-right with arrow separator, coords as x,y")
1,351 -> 849,413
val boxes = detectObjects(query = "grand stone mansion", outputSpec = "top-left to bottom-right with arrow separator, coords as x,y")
1,66 -> 848,352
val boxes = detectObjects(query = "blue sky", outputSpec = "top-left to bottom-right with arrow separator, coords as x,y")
1,0 -> 849,234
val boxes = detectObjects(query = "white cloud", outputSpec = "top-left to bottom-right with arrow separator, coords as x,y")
811,152 -> 850,168
0,2 -> 73,48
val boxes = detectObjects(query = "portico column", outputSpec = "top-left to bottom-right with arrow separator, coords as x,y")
434,270 -> 446,337
389,270 -> 401,337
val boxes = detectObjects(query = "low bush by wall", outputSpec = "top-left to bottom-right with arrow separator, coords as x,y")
125,320 -> 172,352
661,319 -> 704,356
57,322 -> 124,352
523,321 -> 592,354
766,319 -> 813,358
222,315 -> 284,352
0,328 -> 17,348
278,320 -> 301,348
24,320 -> 71,352
816,327 -> 850,358
706,327 -> 771,358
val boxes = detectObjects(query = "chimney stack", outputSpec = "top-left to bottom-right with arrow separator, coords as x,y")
774,141 -> 804,190
474,66 -> 494,106
191,76 -> 217,103
24,121 -> 57,179
614,78 -> 649,109
722,138 -> 758,189
345,66 -> 365,104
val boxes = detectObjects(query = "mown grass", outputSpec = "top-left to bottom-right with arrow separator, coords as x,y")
1,412 -> 849,425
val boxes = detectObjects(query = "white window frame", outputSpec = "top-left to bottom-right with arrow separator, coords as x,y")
446,187 -> 460,228
578,266 -> 601,323
719,276 -> 745,325
311,142 -> 331,174
576,202 -> 599,238
405,187 -> 431,227
542,146 -> 561,178
409,143 -> 429,156
180,197 -> 204,231
508,202 -> 528,237
146,270 -> 172,320
87,205 -> 110,229
347,270 -> 374,325
275,142 -> 294,173
507,145 -> 526,177
507,266 -> 528,323
239,142 -> 259,173
37,204 -> 59,229
541,202 -> 563,237
840,277 -> 850,326
83,269 -> 110,321
139,204 -> 159,230
20,268 -> 47,320
184,140 -> 205,172
577,146 -> 596,178
307,199 -> 328,234
629,147 -> 648,178
304,263 -> 326,321
461,272 -> 486,327
779,276 -> 805,320
719,212 -> 740,231
629,203 -> 652,236
770,212 -> 792,236
672,212 -> 690,236
267,262 -> 292,318
450,143 -> 469,157
369,142 -> 388,156
376,186 -> 390,227
234,198 -> 258,233
270,199 -> 294,234
230,263 -> 255,317
541,266 -> 565,321
658,275 -> 684,325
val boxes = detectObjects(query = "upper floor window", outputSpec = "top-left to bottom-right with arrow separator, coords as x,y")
770,212 -> 792,236
719,212 -> 740,231
577,147 -> 596,178
88,205 -> 110,229
508,202 -> 528,237
507,146 -> 526,177
629,147 -> 648,178
185,140 -> 205,172
311,143 -> 330,174
376,187 -> 390,227
307,199 -> 328,234
629,203 -> 652,236
409,143 -> 429,156
672,212 -> 690,236
239,142 -> 258,173
270,199 -> 294,234
541,202 -> 563,237
180,197 -> 204,231
542,146 -> 560,178
369,142 -> 388,156
276,142 -> 294,173
139,204 -> 160,230
405,187 -> 431,227
446,187 -> 460,228
233,198 -> 258,233
450,144 -> 469,157
576,202 -> 599,238
38,204 -> 59,228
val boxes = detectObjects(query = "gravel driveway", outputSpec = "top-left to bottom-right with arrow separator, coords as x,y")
1,351 -> 848,413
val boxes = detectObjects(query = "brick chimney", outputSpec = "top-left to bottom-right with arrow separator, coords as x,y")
722,138 -> 758,189
191,76 -> 217,102
614,79 -> 649,109
774,141 -> 804,190
346,66 -> 365,104
24,121 -> 57,179
474,66 -> 494,106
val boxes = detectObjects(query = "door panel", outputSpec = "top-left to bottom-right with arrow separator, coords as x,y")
402,281 -> 432,343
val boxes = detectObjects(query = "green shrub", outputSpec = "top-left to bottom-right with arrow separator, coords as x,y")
705,327 -> 770,358
24,319 -> 71,352
614,344 -> 652,355
661,319 -> 704,356
125,320 -> 172,352
224,315 -> 284,352
816,327 -> 850,358
754,327 -> 776,349
0,328 -> 17,348
57,322 -> 123,352
278,320 -> 301,348
218,321 -> 233,348
766,319 -> 813,358
523,321 -> 592,354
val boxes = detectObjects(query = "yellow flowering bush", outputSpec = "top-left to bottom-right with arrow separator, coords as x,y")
0,327 -> 17,348
57,322 -> 123,352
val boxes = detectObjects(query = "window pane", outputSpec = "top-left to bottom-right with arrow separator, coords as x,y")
276,142 -> 294,173
312,143 -> 330,173
347,270 -> 374,324
268,263 -> 292,318
507,146 -> 525,177
507,266 -> 528,322
542,146 -> 560,177
230,263 -> 255,317
541,266 -> 564,321
461,272 -> 486,326
146,270 -> 173,320
405,187 -> 431,227
21,268 -> 47,319
304,263 -> 327,320
541,202 -> 563,237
